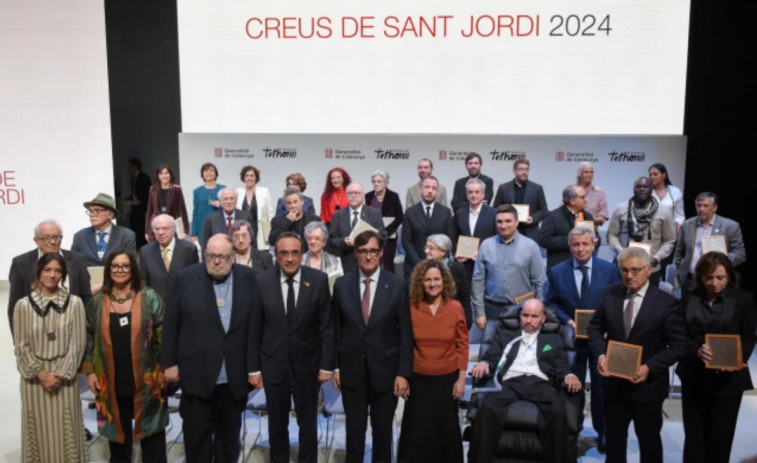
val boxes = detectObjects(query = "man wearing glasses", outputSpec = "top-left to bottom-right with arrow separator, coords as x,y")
161,233 -> 257,463
71,192 -> 137,267
587,246 -> 687,462
332,230 -> 412,463
327,182 -> 385,274
7,219 -> 92,335
139,214 -> 199,302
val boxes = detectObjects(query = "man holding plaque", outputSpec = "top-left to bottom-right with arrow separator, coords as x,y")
674,191 -> 747,291
606,177 -> 676,286
545,227 -> 620,451
538,184 -> 595,270
454,178 -> 497,277
587,246 -> 688,463
491,158 -> 549,240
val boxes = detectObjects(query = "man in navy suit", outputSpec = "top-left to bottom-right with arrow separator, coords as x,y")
469,299 -> 582,463
545,227 -> 620,451
450,152 -> 494,212
327,182 -> 385,274
71,192 -> 137,269
454,177 -> 497,276
587,246 -> 688,462
491,158 -> 549,240
162,234 -> 257,463
332,230 -> 412,463
248,231 -> 334,463
401,176 -> 456,276
201,188 -> 253,250
139,214 -> 199,302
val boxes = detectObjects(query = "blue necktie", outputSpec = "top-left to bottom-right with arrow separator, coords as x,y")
97,231 -> 107,254
286,278 -> 296,323
579,265 -> 590,308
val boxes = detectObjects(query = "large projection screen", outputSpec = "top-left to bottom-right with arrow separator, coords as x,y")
178,0 -> 690,135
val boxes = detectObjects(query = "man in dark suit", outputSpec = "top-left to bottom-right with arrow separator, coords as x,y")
674,191 -> 747,290
201,187 -> 253,250
268,188 -> 320,246
491,158 -> 549,240
450,152 -> 494,212
587,246 -> 688,463
124,157 -> 151,247
248,231 -> 334,463
161,234 -> 256,463
71,192 -> 137,269
545,227 -> 621,451
7,219 -> 92,335
469,299 -> 582,463
538,185 -> 595,270
332,230 -> 412,463
454,177 -> 497,276
401,176 -> 456,276
139,214 -> 199,302
327,182 -> 385,274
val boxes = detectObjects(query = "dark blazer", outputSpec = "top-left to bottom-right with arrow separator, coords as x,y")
327,205 -> 386,274
161,263 -> 256,400
450,174 -> 494,212
587,283 -> 688,403
268,211 -> 320,246
491,179 -> 549,240
538,205 -> 595,270
250,250 -> 274,271
247,266 -> 334,383
674,214 -> 747,286
139,238 -> 199,302
201,209 -> 253,250
7,248 -> 92,332
448,260 -> 473,329
401,202 -> 457,275
332,270 -> 413,392
545,256 -> 621,325
71,224 -> 137,267
676,287 -> 756,395
365,188 -> 404,239
145,184 -> 190,242
481,329 -> 571,386
274,195 -> 316,218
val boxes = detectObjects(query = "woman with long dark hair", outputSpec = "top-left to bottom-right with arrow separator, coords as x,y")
145,164 -> 190,242
649,163 -> 684,234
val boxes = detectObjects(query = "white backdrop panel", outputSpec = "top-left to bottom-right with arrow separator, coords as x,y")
179,133 -> 686,234
0,1 -> 113,281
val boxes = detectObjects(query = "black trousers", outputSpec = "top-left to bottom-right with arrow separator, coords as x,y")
470,375 -> 567,463
604,383 -> 663,463
573,340 -> 606,434
109,395 -> 166,463
179,384 -> 247,463
264,364 -> 320,463
341,378 -> 398,463
681,371 -> 744,463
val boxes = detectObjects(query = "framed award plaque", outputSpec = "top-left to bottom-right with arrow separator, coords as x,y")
574,310 -> 595,339
705,334 -> 742,370
605,340 -> 642,381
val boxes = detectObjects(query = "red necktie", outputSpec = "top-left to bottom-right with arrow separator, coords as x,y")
362,278 -> 372,325
226,216 -> 232,235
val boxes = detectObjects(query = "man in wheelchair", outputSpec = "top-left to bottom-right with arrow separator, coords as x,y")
469,298 -> 582,463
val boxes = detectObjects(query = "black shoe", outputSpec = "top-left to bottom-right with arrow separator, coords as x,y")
85,428 -> 93,441
596,433 -> 607,452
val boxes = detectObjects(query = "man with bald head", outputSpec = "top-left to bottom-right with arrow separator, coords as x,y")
327,182 -> 385,274
139,214 -> 199,301
161,233 -> 257,462
201,188 -> 253,250
8,219 -> 91,334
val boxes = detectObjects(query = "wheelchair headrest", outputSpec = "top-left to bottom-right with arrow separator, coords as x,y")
498,303 -> 561,334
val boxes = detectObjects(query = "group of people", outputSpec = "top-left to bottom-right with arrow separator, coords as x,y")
6,154 -> 752,463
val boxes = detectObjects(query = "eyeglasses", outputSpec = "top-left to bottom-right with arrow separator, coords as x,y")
110,264 -> 132,272
153,226 -> 174,233
86,208 -> 109,216
205,253 -> 232,262
36,234 -> 63,242
346,191 -> 363,197
306,236 -> 324,243
276,250 -> 302,258
356,248 -> 381,257
232,233 -> 251,241
620,267 -> 646,276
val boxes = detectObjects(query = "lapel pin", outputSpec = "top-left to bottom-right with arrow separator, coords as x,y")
304,281 -> 310,287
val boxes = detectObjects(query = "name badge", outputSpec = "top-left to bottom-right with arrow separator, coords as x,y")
217,298 -> 225,307
119,316 -> 129,327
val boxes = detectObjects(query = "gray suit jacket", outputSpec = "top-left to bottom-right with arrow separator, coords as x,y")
7,248 -> 92,334
674,214 -> 746,286
327,206 -> 386,274
71,224 -> 137,267
491,179 -> 549,240
606,200 -> 675,273
140,238 -> 200,302
201,209 -> 253,250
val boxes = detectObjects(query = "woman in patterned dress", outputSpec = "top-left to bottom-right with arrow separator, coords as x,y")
13,252 -> 87,462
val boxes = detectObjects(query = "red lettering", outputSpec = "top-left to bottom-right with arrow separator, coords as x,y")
0,170 -> 15,187
245,16 -> 333,39
245,17 -> 263,39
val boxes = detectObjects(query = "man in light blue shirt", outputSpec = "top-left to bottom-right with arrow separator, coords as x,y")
471,205 -> 547,330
